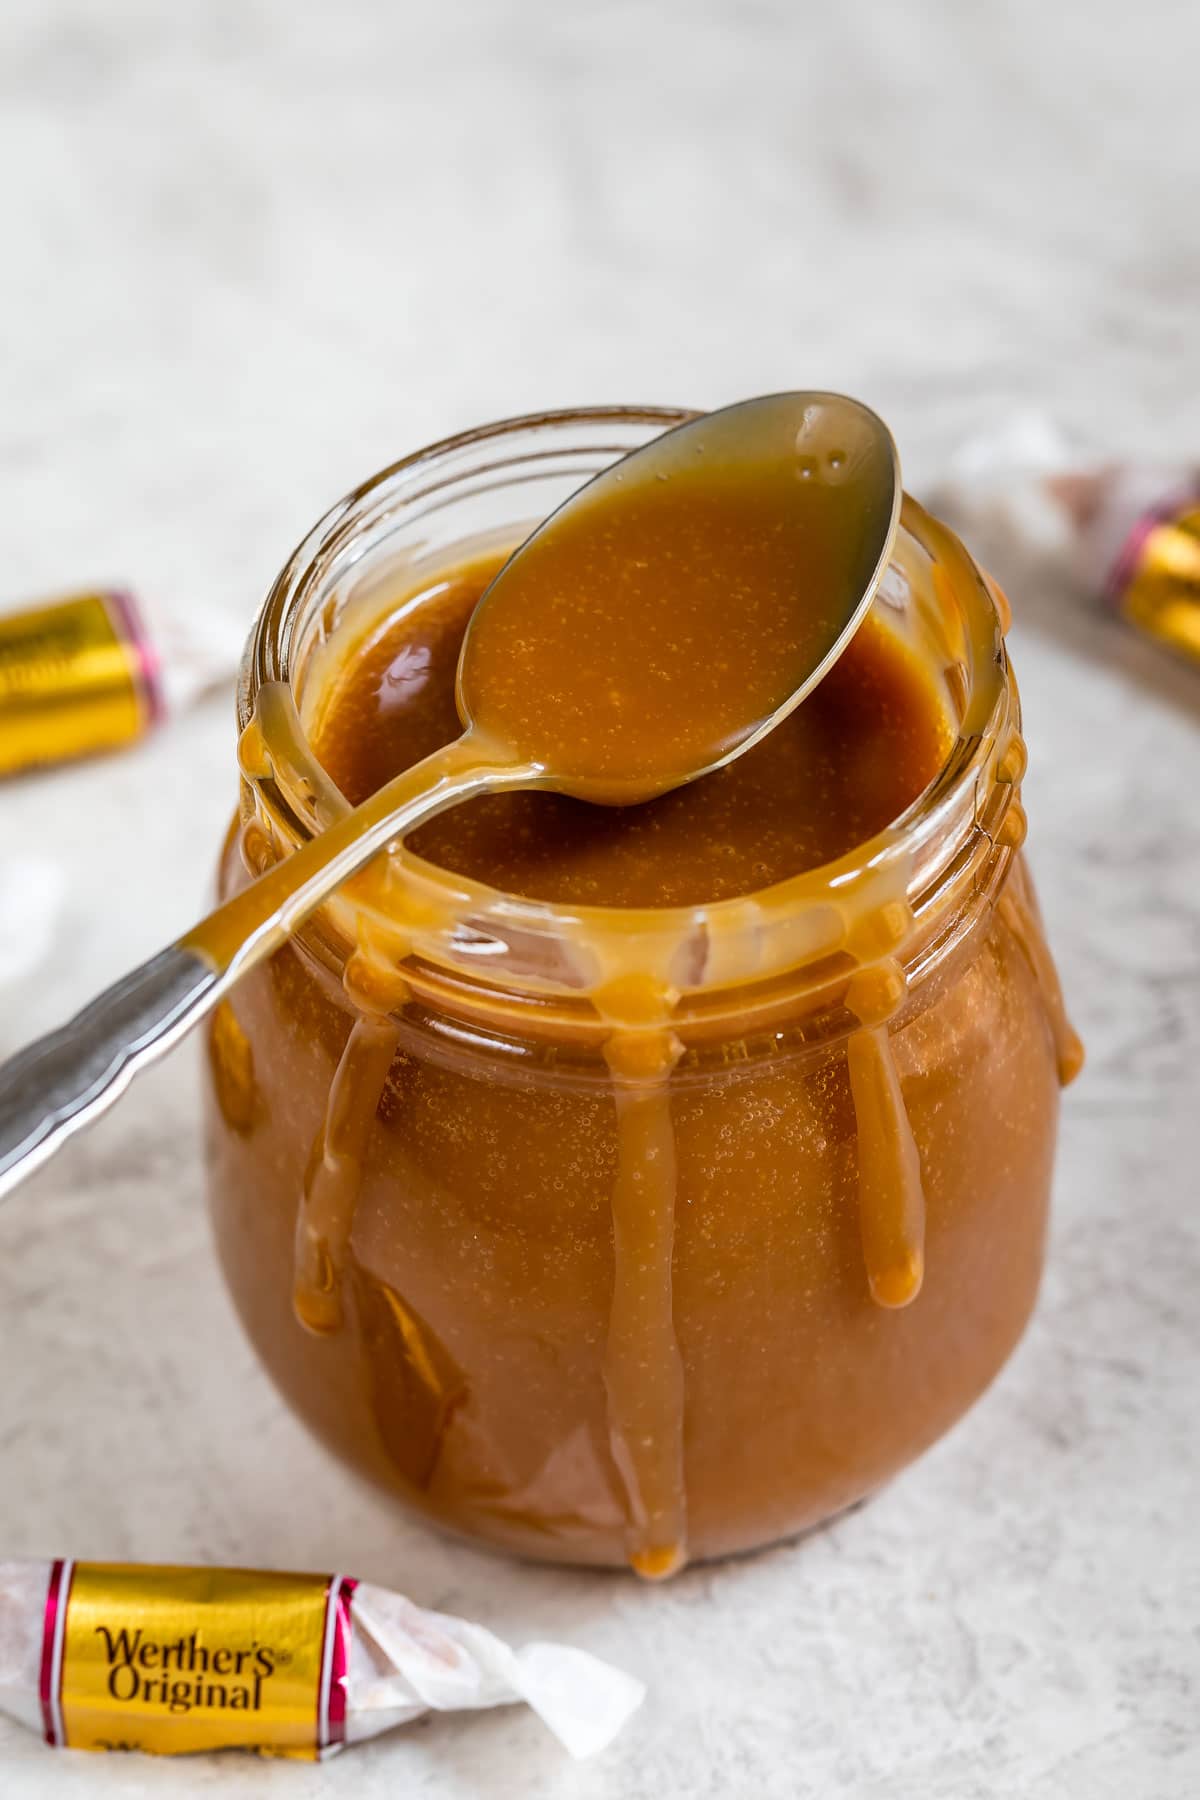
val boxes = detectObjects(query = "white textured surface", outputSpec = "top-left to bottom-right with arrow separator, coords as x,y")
1,2 -> 1198,1794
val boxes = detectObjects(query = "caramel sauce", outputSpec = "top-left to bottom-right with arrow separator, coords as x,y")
203,495 -> 1081,1578
291,555 -> 951,1575
845,961 -> 926,1308
314,554 -> 951,907
602,1029 -> 687,1578
293,1012 -> 401,1335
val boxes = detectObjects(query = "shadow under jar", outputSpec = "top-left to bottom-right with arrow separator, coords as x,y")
204,407 -> 1082,1580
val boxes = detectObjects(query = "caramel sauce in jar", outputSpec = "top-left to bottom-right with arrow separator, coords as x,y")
204,409 -> 1080,1577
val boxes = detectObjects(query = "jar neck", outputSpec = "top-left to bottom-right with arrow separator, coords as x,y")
235,412 -> 1022,1049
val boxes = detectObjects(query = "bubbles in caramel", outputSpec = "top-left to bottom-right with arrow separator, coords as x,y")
204,409 -> 1080,1580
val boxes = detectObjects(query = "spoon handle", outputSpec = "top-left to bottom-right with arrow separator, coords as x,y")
0,734 -> 531,1202
0,947 -> 217,1201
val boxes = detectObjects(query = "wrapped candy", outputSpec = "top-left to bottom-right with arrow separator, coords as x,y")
1048,460 -> 1200,664
0,587 -> 243,778
0,1561 -> 643,1761
931,414 -> 1200,668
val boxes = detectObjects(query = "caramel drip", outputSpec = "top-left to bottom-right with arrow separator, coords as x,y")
293,1008 -> 401,1335
846,961 -> 925,1309
601,1025 -> 688,1580
300,940 -> 470,1483
999,865 -> 1084,1087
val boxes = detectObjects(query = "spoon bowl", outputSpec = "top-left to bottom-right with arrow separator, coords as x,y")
458,391 -> 900,802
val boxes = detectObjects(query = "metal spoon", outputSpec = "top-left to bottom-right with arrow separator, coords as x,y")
0,392 -> 899,1199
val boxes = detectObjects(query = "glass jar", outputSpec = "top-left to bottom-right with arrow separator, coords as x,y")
204,407 -> 1081,1579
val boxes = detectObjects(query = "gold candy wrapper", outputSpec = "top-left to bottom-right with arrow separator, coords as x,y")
0,1560 -> 643,1761
932,418 -> 1200,668
1093,485 -> 1200,666
0,590 -> 163,778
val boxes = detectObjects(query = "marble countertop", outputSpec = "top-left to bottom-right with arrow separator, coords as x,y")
2,1 -> 1198,1794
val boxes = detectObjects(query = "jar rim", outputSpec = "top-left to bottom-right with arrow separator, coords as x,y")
238,405 -> 1014,1008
